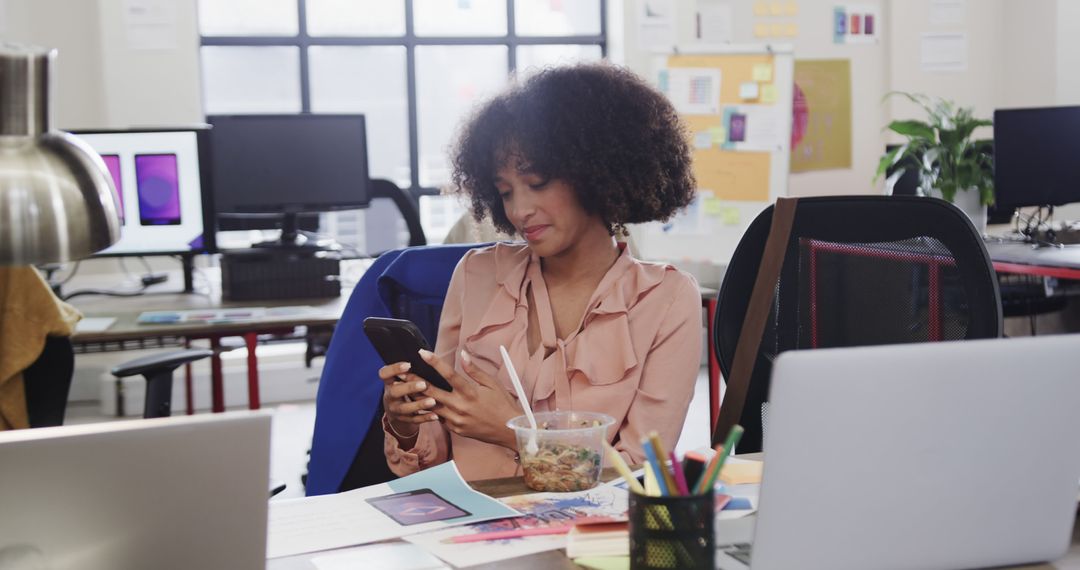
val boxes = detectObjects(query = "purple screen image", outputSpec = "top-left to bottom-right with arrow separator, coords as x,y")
135,154 -> 181,226
366,489 -> 470,526
101,154 -> 124,224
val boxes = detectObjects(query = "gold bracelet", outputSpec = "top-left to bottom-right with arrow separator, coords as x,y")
386,417 -> 420,440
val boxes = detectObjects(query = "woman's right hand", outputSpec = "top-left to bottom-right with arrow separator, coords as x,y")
378,362 -> 439,441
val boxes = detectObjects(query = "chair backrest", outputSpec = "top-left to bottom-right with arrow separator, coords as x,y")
306,243 -> 486,496
364,179 -> 427,253
713,196 -> 1002,452
22,336 -> 74,428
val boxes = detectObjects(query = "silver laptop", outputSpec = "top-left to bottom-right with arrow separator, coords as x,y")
718,335 -> 1080,570
0,411 -> 271,570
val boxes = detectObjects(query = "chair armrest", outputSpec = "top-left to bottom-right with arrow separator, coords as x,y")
111,349 -> 214,378
370,178 -> 427,247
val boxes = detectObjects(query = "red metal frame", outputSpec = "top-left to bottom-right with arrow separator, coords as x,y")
806,239 -> 957,345
992,261 -> 1080,281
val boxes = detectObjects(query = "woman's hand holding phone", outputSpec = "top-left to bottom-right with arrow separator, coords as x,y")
379,361 -> 440,444
417,348 -> 523,450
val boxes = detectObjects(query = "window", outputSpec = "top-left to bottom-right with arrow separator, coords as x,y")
200,0 -> 606,243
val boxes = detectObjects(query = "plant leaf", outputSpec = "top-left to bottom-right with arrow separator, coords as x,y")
888,119 -> 936,140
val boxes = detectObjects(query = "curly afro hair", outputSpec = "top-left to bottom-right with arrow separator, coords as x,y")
450,63 -> 696,236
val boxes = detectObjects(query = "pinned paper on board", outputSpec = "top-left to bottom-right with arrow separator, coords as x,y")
791,59 -> 852,172
722,105 -> 783,152
739,81 -> 760,100
784,1 -> 799,16
659,67 -> 722,115
753,23 -> 770,37
708,126 -> 727,145
833,4 -> 880,44
752,3 -> 768,16
752,63 -> 773,82
760,84 -> 777,104
696,0 -> 734,43
638,0 -> 676,52
693,131 -> 713,149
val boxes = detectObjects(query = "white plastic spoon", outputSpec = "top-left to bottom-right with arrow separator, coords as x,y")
500,345 -> 538,455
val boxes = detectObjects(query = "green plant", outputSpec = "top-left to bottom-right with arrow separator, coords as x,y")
876,93 -> 995,206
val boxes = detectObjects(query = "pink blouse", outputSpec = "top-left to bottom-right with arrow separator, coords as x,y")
384,242 -> 702,481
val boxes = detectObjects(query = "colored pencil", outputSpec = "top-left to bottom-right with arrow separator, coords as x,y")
602,441 -> 645,495
646,432 -> 679,496
695,425 -> 744,494
640,439 -> 670,496
669,451 -> 690,496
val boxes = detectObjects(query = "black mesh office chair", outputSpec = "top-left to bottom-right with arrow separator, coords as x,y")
713,196 -> 1003,451
23,340 -> 213,424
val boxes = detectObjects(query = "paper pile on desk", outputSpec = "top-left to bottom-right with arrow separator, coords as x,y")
267,462 -> 520,559
406,484 -> 629,568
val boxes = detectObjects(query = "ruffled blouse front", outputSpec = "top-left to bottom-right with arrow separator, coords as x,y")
384,242 -> 702,481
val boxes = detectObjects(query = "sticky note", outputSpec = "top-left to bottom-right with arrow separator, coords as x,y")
769,2 -> 783,16
785,1 -> 799,16
693,131 -> 712,149
752,3 -> 769,16
770,23 -> 785,36
753,23 -> 770,37
760,83 -> 777,104
739,81 -> 760,100
708,126 -> 727,144
781,23 -> 799,37
752,63 -> 773,82
703,197 -> 724,215
719,461 -> 764,485
720,207 -> 741,226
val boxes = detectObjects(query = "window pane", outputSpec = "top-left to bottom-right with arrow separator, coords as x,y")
514,0 -> 601,36
198,0 -> 298,36
516,45 -> 603,76
306,0 -> 405,37
309,46 -> 410,187
201,47 -> 301,114
416,46 -> 509,188
420,195 -> 468,244
414,0 -> 507,37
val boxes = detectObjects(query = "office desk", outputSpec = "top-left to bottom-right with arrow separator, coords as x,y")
70,290 -> 348,414
986,240 -> 1080,280
268,456 -> 1080,569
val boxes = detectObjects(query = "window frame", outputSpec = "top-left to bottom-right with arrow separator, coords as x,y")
200,0 -> 607,199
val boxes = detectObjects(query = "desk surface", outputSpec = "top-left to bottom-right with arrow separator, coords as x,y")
268,457 -> 1080,570
986,240 -> 1080,280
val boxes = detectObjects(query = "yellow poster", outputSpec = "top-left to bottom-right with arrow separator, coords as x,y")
790,59 -> 852,173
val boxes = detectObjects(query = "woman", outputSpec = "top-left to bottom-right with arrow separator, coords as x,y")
380,63 -> 702,480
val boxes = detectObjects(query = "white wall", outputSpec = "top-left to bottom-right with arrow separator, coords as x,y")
1,0 -> 202,129
96,0 -> 204,127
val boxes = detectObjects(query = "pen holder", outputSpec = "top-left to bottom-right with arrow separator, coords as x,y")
629,490 -> 714,569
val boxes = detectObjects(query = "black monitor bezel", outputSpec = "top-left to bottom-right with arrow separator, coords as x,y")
205,113 -> 372,216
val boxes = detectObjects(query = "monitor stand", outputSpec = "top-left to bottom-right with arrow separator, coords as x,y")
250,212 -> 342,251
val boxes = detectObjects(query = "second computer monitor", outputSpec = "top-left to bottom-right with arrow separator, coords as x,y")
994,106 -> 1080,209
71,127 -> 214,256
207,114 -> 370,225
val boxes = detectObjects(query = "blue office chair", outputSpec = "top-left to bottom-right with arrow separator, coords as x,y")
305,243 -> 487,496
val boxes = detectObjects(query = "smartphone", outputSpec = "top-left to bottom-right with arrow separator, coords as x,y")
363,317 -> 453,392
134,153 -> 182,226
365,488 -> 471,526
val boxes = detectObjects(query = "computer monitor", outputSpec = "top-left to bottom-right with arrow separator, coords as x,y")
206,114 -> 370,248
993,105 -> 1080,209
70,127 -> 215,255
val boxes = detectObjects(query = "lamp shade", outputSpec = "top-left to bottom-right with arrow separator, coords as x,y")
0,43 -> 120,265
